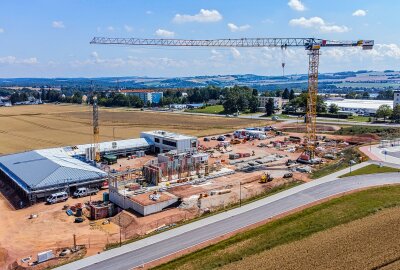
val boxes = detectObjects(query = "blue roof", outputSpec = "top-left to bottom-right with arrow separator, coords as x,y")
0,150 -> 107,192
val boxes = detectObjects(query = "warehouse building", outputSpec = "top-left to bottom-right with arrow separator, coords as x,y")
140,130 -> 198,153
0,148 -> 108,204
0,138 -> 154,204
325,98 -> 393,115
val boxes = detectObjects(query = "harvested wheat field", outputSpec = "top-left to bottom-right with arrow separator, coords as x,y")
223,207 -> 400,270
0,104 -> 265,154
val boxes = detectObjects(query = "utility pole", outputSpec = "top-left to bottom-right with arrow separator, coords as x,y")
239,182 -> 242,207
73,234 -> 76,250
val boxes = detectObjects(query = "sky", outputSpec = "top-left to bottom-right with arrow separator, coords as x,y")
0,0 -> 400,78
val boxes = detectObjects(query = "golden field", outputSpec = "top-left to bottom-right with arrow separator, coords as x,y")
0,104 -> 264,155
222,207 -> 400,270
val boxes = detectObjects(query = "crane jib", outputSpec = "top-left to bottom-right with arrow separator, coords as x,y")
90,37 -> 374,50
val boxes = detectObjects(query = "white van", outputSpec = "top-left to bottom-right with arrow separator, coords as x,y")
46,192 -> 68,204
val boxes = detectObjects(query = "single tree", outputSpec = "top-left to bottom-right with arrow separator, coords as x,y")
265,98 -> 275,116
392,104 -> 400,123
328,103 -> 340,114
376,104 -> 393,122
289,89 -> 295,100
282,88 -> 290,99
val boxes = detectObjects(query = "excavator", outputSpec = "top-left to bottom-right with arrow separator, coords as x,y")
260,172 -> 273,183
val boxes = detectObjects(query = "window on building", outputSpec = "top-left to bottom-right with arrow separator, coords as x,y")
162,139 -> 177,147
155,138 -> 160,143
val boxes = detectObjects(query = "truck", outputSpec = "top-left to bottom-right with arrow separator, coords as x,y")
73,187 -> 99,198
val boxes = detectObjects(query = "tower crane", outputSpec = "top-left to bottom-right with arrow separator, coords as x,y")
90,37 -> 374,160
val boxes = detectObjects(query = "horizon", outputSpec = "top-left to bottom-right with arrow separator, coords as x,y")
0,69 -> 396,80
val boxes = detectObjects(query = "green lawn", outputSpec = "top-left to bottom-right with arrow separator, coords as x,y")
186,105 -> 225,114
348,115 -> 371,122
335,126 -> 400,138
153,185 -> 400,270
340,164 -> 400,178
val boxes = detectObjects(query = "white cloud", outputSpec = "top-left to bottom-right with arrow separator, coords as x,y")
230,48 -> 241,59
124,25 -> 133,32
0,56 -> 38,65
288,0 -> 306,11
289,17 -> 349,33
262,19 -> 274,24
0,28 -> 4,33
155,29 -> 175,38
52,21 -> 65,29
352,9 -> 367,17
146,10 -> 153,15
173,9 -> 222,23
106,26 -> 115,32
91,51 -> 99,59
227,23 -> 250,32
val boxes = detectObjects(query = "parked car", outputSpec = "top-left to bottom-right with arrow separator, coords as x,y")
271,116 -> 279,121
211,136 -> 217,140
217,135 -> 226,141
203,137 -> 210,142
283,172 -> 293,178
46,191 -> 68,204
73,187 -> 99,198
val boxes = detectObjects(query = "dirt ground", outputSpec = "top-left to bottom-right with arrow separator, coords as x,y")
221,207 -> 400,270
0,190 -> 121,269
0,104 -> 265,155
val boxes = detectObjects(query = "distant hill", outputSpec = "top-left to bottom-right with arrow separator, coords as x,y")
1,70 -> 399,91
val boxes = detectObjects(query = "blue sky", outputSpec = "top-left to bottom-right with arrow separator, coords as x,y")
0,0 -> 399,78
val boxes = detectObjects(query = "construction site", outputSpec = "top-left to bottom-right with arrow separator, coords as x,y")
0,37 -> 377,269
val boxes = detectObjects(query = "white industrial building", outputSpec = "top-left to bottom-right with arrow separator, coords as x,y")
140,130 -> 198,153
325,98 -> 393,115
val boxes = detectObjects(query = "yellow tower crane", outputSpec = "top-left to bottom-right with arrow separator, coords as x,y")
90,37 -> 373,159
93,95 -> 100,162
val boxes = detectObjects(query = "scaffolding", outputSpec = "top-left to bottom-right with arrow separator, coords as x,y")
143,152 -> 209,185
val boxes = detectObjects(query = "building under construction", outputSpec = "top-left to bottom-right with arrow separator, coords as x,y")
143,151 -> 209,185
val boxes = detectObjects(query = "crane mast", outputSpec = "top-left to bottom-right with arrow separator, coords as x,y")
90,36 -> 373,159
93,95 -> 100,162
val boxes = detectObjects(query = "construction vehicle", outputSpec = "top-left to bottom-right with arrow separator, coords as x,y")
260,172 -> 273,183
90,37 -> 373,160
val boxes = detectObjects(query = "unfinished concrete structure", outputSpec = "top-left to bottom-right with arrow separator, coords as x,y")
143,151 -> 209,185
109,179 -> 179,216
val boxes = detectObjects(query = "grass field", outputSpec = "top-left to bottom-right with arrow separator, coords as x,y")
186,105 -> 225,114
340,164 -> 400,178
0,104 -> 264,154
335,126 -> 400,138
154,185 -> 400,270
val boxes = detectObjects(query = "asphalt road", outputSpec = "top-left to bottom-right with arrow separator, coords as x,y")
59,172 -> 400,270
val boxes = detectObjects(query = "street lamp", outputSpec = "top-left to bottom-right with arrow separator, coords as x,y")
239,182 -> 242,207
349,160 -> 356,174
